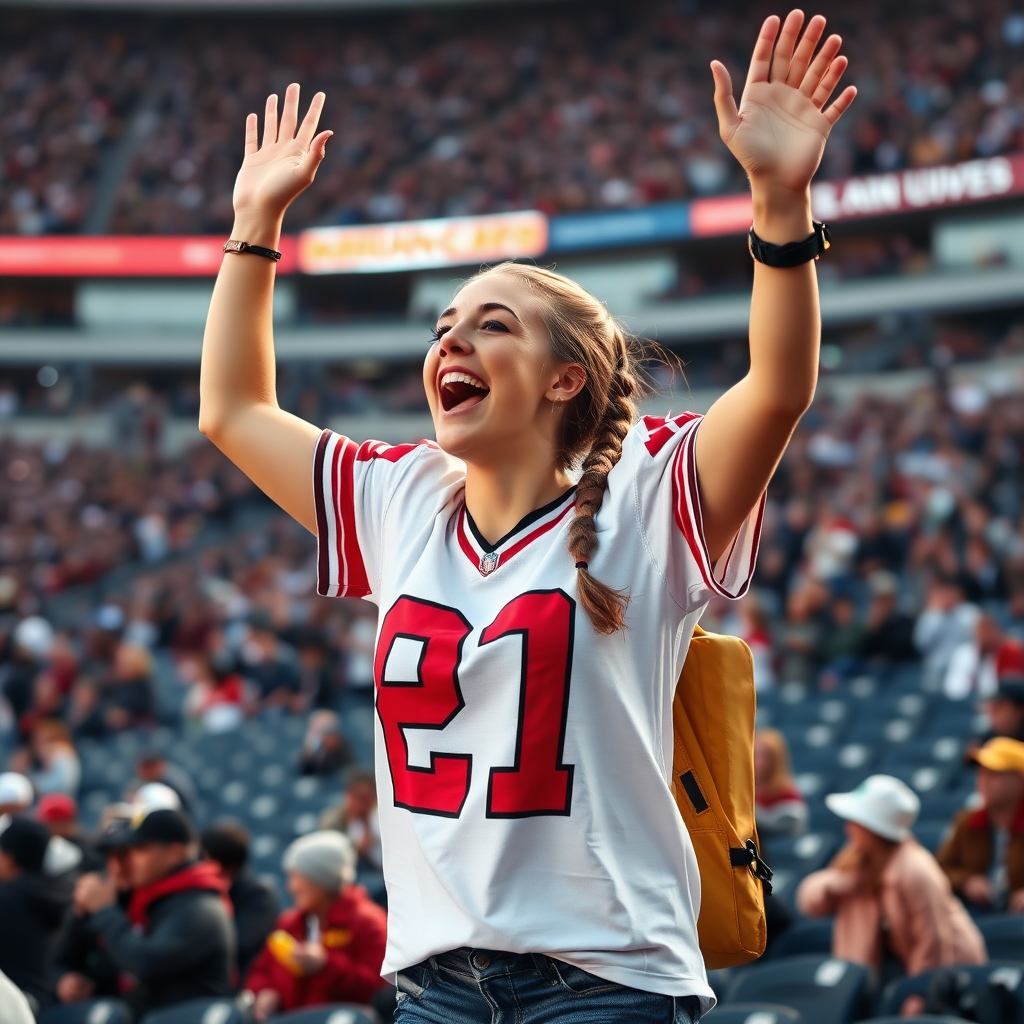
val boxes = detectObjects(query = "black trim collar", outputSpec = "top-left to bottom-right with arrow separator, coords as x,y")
466,487 -> 577,554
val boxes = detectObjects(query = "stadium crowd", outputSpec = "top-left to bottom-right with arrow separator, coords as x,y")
2,0 -> 1024,236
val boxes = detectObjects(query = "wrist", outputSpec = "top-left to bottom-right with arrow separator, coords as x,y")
750,183 -> 813,245
230,211 -> 285,250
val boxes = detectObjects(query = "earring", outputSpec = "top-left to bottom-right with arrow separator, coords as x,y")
551,397 -> 561,415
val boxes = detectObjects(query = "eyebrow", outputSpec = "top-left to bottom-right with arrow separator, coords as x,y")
437,302 -> 521,323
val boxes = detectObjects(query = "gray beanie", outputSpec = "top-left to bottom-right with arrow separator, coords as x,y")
282,830 -> 357,893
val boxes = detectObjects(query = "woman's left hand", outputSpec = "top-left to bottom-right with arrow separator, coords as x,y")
291,942 -> 328,975
711,10 -> 856,198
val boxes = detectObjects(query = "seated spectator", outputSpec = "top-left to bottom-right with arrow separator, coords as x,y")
134,749 -> 198,818
0,817 -> 74,1011
0,616 -> 53,738
981,678 -> 1024,743
938,737 -> 1024,912
320,768 -> 382,875
201,819 -> 280,975
73,808 -> 234,1018
0,772 -> 32,818
944,614 -> 1024,701
798,775 -> 985,1006
99,643 -> 155,731
735,594 -> 775,691
182,656 -> 245,734
37,795 -> 102,873
859,570 -> 917,665
244,831 -> 387,1020
25,719 -> 80,797
53,811 -> 135,1005
242,614 -> 303,713
754,729 -> 808,838
914,574 -> 980,693
300,710 -> 354,777
815,591 -> 865,683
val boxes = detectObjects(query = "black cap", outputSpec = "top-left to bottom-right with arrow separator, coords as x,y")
125,808 -> 195,847
996,677 -> 1024,705
95,814 -> 134,851
0,816 -> 50,872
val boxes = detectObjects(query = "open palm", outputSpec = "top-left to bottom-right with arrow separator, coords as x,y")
233,83 -> 332,218
712,11 -> 857,195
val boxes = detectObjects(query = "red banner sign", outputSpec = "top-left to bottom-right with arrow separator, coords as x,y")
0,236 -> 298,277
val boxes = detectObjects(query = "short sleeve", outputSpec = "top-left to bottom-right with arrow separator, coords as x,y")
627,412 -> 765,608
313,430 -> 464,601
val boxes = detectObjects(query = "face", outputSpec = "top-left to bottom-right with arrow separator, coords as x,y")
106,850 -> 132,891
0,851 -> 17,881
344,780 -> 377,818
128,842 -> 185,888
753,738 -> 775,786
286,870 -> 335,914
977,766 -> 1024,811
423,274 -> 585,465
985,699 -> 1024,739
844,820 -> 880,854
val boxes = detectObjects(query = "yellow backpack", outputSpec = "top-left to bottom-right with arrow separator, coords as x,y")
672,625 -> 772,969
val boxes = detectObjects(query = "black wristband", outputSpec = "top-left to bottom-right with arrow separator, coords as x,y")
223,239 -> 282,261
747,221 -> 830,268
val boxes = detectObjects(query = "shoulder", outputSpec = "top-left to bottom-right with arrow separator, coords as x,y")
275,907 -> 305,934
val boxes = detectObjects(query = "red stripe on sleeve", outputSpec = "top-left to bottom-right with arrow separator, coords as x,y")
337,438 -> 372,598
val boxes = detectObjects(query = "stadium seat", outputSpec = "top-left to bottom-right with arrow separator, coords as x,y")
273,1005 -> 378,1024
725,955 -> 869,1024
38,1000 -> 133,1024
139,998 -> 248,1024
878,961 -> 1024,1019
978,914 -> 1024,962
911,820 -> 950,853
703,1004 -> 804,1023
767,833 -> 841,875
767,918 -> 834,960
859,1018 -> 971,1024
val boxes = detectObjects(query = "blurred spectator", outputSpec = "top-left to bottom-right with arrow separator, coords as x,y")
201,819 -> 280,976
53,811 -> 134,1005
0,616 -> 54,737
754,729 -> 808,838
798,775 -> 985,1007
938,737 -> 1024,912
944,614 -> 1024,701
981,678 -> 1024,744
98,644 -> 155,732
37,794 -> 102,873
242,614 -> 303,713
300,710 -> 354,777
23,719 -> 80,797
244,831 -> 387,1020
815,591 -> 865,682
73,807 -> 234,1018
321,767 -> 382,875
0,816 -> 74,1011
132,782 -> 183,814
0,773 -> 32,817
134,749 -> 197,818
914,575 -> 981,693
859,570 -> 917,665
0,969 -> 34,1024
734,594 -> 775,691
182,656 -> 245,734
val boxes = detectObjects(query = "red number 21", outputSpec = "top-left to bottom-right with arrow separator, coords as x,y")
375,590 -> 576,819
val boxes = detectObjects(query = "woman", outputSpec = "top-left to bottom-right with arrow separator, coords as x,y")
26,719 -> 80,798
201,12 -> 855,1022
797,775 -> 985,1000
754,728 -> 807,837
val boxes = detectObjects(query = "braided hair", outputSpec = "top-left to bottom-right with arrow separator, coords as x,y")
462,263 -> 641,634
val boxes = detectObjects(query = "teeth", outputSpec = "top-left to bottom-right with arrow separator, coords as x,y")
441,371 -> 488,391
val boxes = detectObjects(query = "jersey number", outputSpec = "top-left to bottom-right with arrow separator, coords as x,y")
374,591 -> 575,819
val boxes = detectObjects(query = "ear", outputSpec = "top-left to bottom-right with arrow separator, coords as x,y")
545,363 -> 587,404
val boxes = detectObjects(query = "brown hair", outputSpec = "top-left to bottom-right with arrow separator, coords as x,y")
754,728 -> 796,802
460,263 -> 641,634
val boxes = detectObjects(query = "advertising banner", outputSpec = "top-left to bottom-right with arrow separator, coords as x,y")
298,210 -> 548,274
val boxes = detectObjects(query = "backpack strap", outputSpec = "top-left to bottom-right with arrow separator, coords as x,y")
729,839 -> 774,894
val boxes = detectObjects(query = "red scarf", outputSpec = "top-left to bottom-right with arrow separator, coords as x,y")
128,861 -> 232,930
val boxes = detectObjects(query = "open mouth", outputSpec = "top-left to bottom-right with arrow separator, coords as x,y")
439,370 -> 490,412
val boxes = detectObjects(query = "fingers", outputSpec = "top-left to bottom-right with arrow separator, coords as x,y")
280,82 -> 301,142
745,14 -> 780,87
801,33 -> 843,98
297,91 -> 327,149
262,94 -> 278,148
710,61 -> 740,138
824,84 -> 858,126
769,9 -> 805,84
305,130 -> 333,170
811,53 -> 849,108
786,14 -> 826,87
244,113 -> 258,156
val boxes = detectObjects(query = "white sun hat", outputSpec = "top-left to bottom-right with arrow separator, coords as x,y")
825,774 -> 920,843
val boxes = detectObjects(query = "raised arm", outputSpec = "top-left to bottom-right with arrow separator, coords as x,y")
695,11 -> 856,560
199,84 -> 332,533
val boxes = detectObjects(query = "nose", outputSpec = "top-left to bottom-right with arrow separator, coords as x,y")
438,324 -> 474,357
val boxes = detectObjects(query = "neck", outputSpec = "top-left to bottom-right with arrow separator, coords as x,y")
464,454 -> 574,546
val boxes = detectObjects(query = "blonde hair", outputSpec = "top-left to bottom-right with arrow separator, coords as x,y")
460,263 -> 641,634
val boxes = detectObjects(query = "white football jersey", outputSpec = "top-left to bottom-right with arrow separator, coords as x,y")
313,412 -> 762,1009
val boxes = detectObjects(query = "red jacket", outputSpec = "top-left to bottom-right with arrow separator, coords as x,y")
244,885 -> 387,1010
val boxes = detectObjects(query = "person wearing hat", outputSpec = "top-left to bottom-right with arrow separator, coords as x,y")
0,772 -> 32,818
797,775 -> 985,994
53,809 -> 135,1006
133,748 -> 197,817
0,816 -> 75,1011
244,830 -> 387,1021
38,794 -> 103,873
938,736 -> 1024,911
74,807 -> 235,1018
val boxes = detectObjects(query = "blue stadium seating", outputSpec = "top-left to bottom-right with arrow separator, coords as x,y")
978,914 -> 1024,962
704,1005 -> 804,1023
273,1005 -> 378,1024
766,918 -> 833,960
38,1000 -> 133,1024
725,955 -> 869,1024
878,961 -> 1024,1019
139,998 -> 248,1024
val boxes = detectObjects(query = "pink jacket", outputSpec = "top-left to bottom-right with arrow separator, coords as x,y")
796,839 -> 987,975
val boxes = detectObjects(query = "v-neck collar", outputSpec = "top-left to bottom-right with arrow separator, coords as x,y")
457,487 -> 577,577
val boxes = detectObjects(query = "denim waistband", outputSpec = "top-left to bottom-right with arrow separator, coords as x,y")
425,947 -> 566,984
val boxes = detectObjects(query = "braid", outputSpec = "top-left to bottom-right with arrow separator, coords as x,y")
568,338 -> 638,634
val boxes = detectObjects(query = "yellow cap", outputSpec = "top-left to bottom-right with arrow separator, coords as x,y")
971,736 -> 1024,775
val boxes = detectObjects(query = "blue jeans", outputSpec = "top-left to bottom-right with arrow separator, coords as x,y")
394,948 -> 703,1024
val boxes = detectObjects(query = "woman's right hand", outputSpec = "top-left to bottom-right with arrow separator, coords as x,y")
233,83 -> 332,222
